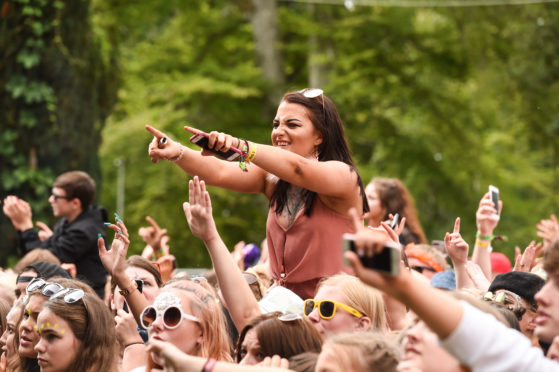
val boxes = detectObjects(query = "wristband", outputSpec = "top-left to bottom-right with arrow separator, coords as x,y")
170,145 -> 185,162
119,279 -> 138,296
475,238 -> 493,252
475,232 -> 493,241
245,141 -> 257,162
202,358 -> 217,372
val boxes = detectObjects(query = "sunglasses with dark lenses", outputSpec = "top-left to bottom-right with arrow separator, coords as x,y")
140,305 -> 199,330
303,299 -> 363,320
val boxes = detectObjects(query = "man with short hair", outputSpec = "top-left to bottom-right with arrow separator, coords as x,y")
3,170 -> 108,297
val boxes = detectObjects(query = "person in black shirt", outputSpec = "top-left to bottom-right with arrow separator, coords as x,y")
3,171 -> 108,298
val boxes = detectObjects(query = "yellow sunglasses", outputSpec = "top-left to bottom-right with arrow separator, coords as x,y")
303,299 -> 364,319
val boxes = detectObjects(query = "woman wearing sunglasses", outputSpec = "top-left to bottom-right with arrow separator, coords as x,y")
304,274 -> 386,339
146,88 -> 369,300
34,284 -> 117,372
123,280 -> 232,372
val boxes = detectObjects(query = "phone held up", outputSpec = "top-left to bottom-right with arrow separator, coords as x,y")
342,233 -> 400,276
489,185 -> 499,216
390,213 -> 399,230
189,131 -> 242,161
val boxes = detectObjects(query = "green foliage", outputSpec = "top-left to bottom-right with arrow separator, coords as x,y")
3,0 -> 558,269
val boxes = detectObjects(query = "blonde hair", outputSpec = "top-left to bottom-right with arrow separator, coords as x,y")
164,279 -> 232,361
318,274 -> 386,332
321,332 -> 400,371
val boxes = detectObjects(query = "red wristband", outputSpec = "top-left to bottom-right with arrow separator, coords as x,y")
202,358 -> 217,372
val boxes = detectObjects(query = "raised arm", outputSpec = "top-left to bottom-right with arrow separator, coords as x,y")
98,218 -> 149,326
183,176 -> 261,331
472,192 -> 502,279
146,125 -> 268,194
444,217 -> 473,289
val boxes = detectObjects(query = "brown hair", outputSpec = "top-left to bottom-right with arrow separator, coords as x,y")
369,178 -> 427,244
110,255 -> 163,294
270,90 -> 369,217
320,332 -> 400,372
318,274 -> 387,332
14,249 -> 61,274
236,312 -> 323,363
543,238 -> 559,274
164,280 -> 232,361
53,171 -> 96,210
43,291 -> 117,372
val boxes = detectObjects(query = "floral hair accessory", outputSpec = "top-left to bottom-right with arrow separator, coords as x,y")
154,292 -> 182,312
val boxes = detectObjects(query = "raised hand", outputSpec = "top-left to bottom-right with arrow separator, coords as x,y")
536,214 -> 559,248
182,176 -> 219,242
98,216 -> 130,281
145,125 -> 184,163
138,215 -> 168,253
476,192 -> 502,236
513,240 -> 540,272
445,217 -> 469,265
36,221 -> 53,241
184,126 -> 241,157
2,196 -> 33,231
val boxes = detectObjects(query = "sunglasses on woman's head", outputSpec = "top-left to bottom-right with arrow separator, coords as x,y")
303,299 -> 363,320
25,278 -> 64,302
140,305 -> 199,330
298,88 -> 325,113
49,288 -> 86,304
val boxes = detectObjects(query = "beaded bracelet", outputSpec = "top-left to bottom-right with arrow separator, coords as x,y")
170,145 -> 185,162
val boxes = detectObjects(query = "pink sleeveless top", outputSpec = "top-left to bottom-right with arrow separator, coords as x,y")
266,197 -> 355,299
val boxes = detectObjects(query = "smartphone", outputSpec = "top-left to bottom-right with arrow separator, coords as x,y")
489,185 -> 499,216
342,233 -> 400,275
390,213 -> 399,229
123,279 -> 144,313
189,132 -> 242,161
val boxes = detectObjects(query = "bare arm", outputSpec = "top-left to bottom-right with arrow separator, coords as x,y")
183,177 -> 261,331
444,217 -> 474,289
346,209 -> 463,339
146,125 -> 268,194
472,192 -> 502,279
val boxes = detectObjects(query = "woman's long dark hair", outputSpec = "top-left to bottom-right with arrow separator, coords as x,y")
270,90 -> 369,216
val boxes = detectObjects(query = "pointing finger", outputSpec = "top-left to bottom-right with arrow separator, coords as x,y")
453,217 -> 460,234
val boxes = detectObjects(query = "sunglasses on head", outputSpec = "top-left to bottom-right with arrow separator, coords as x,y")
25,278 -> 64,298
298,88 -> 325,113
140,304 -> 199,330
49,288 -> 86,304
303,299 -> 363,320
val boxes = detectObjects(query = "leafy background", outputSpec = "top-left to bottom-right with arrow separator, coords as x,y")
1,0 -> 558,270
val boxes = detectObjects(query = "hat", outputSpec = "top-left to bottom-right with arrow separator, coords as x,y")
490,252 -> 512,274
24,261 -> 71,280
258,286 -> 304,316
488,271 -> 545,306
430,270 -> 456,290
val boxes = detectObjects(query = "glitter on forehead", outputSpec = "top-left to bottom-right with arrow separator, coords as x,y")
154,292 -> 182,311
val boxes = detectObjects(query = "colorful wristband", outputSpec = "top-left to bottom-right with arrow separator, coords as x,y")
245,141 -> 257,162
475,231 -> 493,241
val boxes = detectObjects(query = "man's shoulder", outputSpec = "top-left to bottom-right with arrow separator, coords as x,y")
66,206 -> 108,232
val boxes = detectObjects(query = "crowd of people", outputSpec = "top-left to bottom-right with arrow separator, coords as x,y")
1,88 -> 559,372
